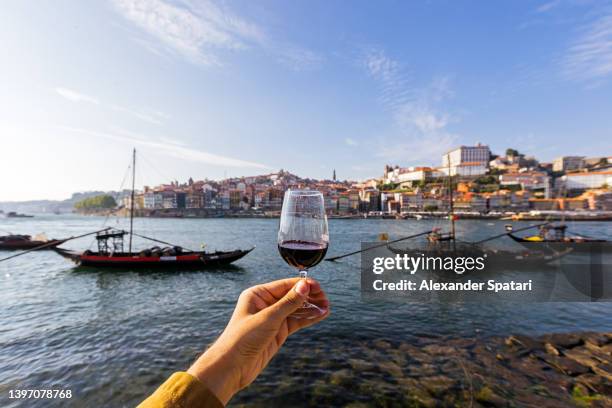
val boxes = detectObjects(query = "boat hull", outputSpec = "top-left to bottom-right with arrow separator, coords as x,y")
507,234 -> 609,254
0,239 -> 64,251
54,247 -> 253,269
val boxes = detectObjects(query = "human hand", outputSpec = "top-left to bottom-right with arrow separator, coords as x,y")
187,277 -> 329,405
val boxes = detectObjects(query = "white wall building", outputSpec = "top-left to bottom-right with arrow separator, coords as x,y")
439,162 -> 488,177
553,156 -> 585,172
396,167 -> 433,183
499,172 -> 550,189
161,192 -> 177,209
557,171 -> 612,190
385,167 -> 446,184
442,144 -> 490,168
144,192 -> 163,209
441,144 -> 490,177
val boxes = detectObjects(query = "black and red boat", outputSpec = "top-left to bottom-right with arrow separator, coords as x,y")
53,149 -> 254,269
54,233 -> 253,269
54,248 -> 252,269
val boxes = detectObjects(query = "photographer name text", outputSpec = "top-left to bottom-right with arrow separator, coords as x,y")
373,279 -> 533,292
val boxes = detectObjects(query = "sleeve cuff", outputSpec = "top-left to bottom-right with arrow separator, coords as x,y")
138,371 -> 224,408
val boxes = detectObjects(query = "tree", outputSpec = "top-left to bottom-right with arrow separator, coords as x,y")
505,148 -> 519,158
474,175 -> 498,185
379,182 -> 399,191
74,195 -> 117,210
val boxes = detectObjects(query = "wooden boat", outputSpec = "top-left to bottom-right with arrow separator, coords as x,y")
54,245 -> 253,269
5,211 -> 34,218
54,149 -> 254,269
0,234 -> 64,250
505,224 -> 608,254
386,241 -> 571,269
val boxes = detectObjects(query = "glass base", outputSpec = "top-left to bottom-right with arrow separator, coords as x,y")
290,269 -> 324,319
291,301 -> 325,319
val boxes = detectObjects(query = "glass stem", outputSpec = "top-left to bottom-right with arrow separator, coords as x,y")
298,269 -> 309,308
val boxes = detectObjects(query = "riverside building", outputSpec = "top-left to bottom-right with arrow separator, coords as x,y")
441,144 -> 490,177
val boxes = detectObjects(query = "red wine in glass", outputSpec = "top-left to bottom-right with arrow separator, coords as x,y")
278,240 -> 328,270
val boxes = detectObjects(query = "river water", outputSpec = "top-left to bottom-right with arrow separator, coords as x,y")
0,215 -> 610,407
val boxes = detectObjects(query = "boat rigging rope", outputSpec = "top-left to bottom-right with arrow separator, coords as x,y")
129,232 -> 196,253
132,151 -> 179,244
102,163 -> 131,229
325,229 -> 434,262
566,230 -> 599,240
139,153 -> 175,184
469,222 -> 550,245
87,163 -> 132,251
0,228 -> 111,263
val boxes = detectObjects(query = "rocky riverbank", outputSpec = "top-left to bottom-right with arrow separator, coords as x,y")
235,332 -> 611,407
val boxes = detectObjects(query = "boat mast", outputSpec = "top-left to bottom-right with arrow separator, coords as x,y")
447,153 -> 456,245
129,148 -> 136,253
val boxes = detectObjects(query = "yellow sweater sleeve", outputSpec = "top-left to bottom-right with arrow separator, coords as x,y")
138,372 -> 224,408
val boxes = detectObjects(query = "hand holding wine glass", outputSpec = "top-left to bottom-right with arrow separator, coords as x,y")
277,189 -> 329,318
184,278 -> 329,406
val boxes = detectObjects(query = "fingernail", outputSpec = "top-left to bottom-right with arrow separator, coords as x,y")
295,280 -> 309,296
318,307 -> 328,315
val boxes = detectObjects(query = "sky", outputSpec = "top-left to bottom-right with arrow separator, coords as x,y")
1,0 -> 611,201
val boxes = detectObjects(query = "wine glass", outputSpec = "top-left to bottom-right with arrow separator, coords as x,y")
278,189 -> 329,318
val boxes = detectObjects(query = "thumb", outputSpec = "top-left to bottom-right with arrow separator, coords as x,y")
265,280 -> 309,321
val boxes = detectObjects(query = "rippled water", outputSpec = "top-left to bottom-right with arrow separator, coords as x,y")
0,215 -> 610,407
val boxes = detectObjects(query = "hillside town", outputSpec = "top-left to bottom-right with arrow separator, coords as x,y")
111,144 -> 612,220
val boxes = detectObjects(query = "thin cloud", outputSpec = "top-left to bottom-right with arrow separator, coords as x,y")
345,137 -> 358,146
377,133 -> 457,164
561,10 -> 612,83
112,0 -> 321,70
55,86 -> 168,126
112,0 -> 248,65
364,49 -> 400,82
151,110 -> 171,120
61,126 -> 272,169
158,136 -> 185,146
110,105 -> 164,125
274,45 -> 323,71
536,0 -> 560,13
56,87 -> 99,104
363,48 -> 458,164
393,104 -> 449,134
